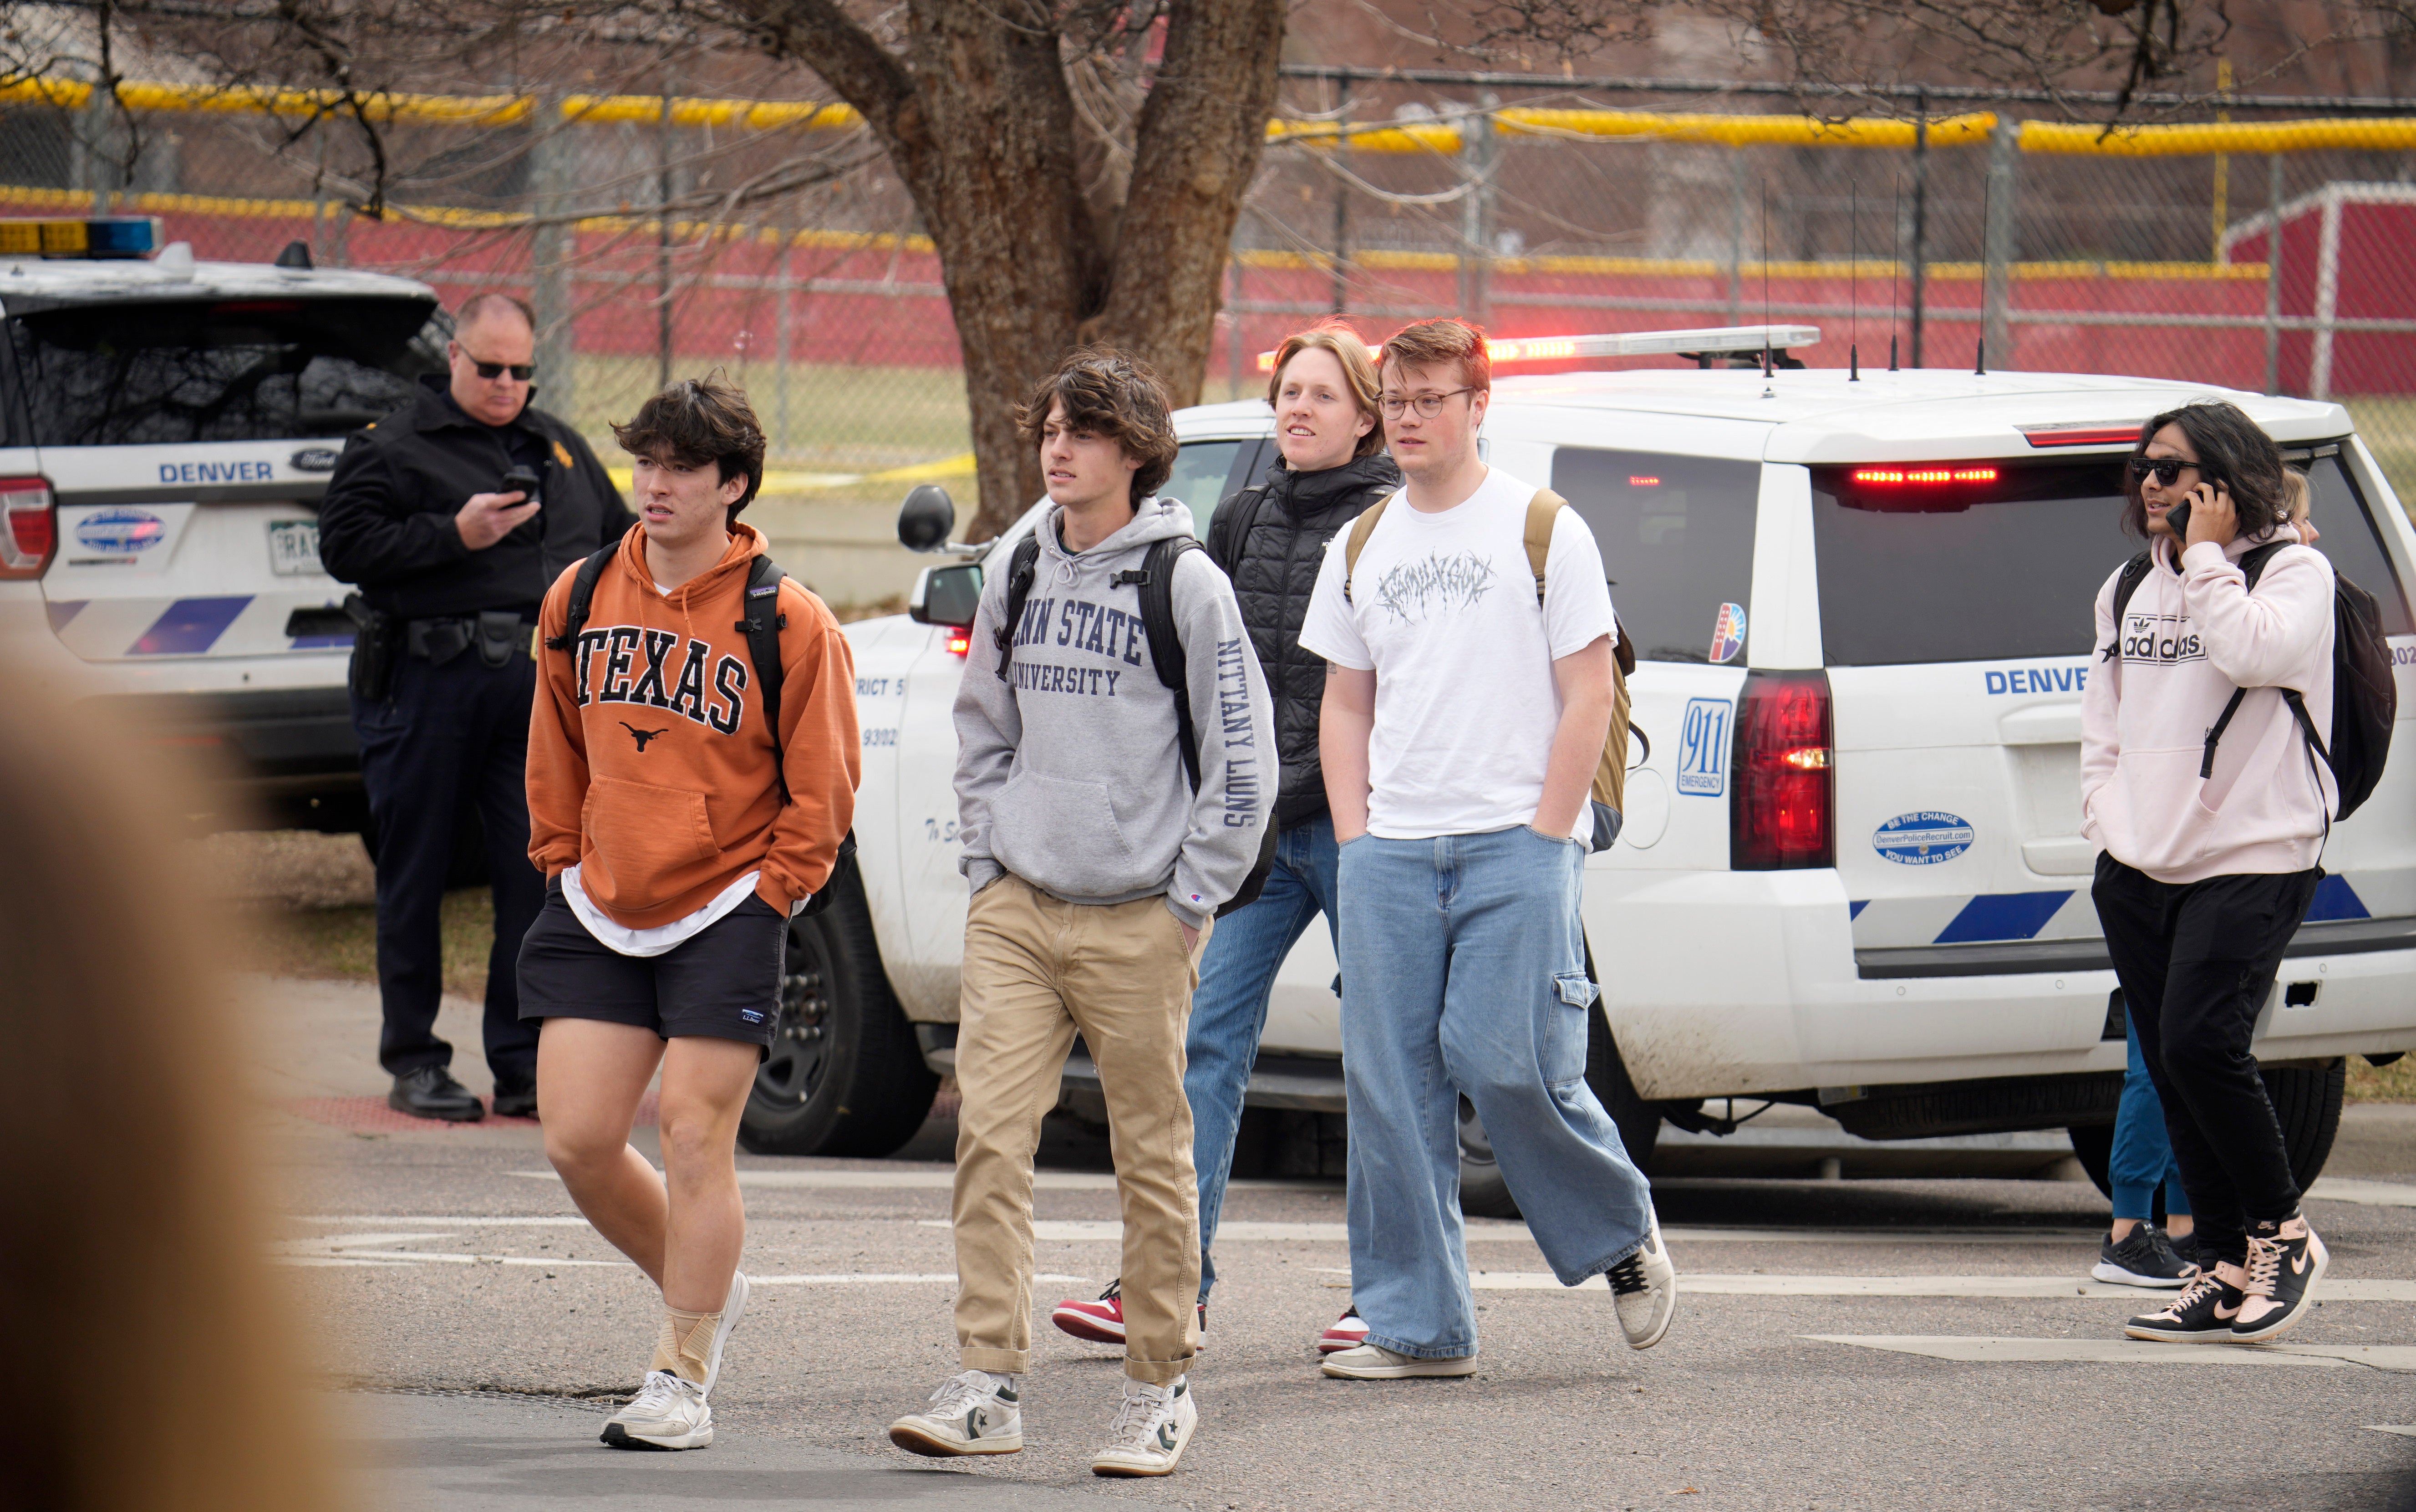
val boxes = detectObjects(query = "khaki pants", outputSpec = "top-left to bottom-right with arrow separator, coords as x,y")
951,875 -> 1208,1384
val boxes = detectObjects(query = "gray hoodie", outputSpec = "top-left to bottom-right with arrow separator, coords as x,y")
953,496 -> 1278,932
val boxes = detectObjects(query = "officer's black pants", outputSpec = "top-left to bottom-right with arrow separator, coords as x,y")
353,648 -> 544,1088
2091,854 -> 2322,1267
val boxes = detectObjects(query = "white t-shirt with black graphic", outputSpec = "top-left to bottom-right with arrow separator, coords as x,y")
1299,466 -> 1618,840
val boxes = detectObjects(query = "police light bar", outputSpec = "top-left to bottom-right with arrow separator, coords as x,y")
2015,421 -> 2148,448
0,216 -> 163,259
1851,467 -> 2000,484
1254,324 -> 1821,373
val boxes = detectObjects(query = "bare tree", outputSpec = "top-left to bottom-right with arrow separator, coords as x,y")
714,0 -> 1286,538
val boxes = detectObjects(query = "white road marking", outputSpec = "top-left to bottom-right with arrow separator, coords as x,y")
2366,1426 -> 2416,1438
1666,1227 -> 2101,1245
1809,1335 -> 2416,1373
271,1232 -> 626,1268
508,1169 -> 1139,1191
2307,1177 -> 2416,1208
915,1218 -> 1532,1243
751,1273 -> 1088,1286
293,1215 -> 594,1227
1466,1273 -> 2416,1299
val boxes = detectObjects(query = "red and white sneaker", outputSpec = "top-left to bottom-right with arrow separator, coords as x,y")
1316,1306 -> 1369,1354
1049,1279 -> 1208,1346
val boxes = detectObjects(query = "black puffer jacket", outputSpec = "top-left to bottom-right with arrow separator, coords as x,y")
1205,450 -> 1401,828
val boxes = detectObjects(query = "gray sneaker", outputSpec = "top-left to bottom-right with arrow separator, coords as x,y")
1606,1212 -> 1678,1349
888,1371 -> 1024,1457
600,1370 -> 712,1451
1319,1343 -> 1479,1380
2092,1225 -> 2198,1288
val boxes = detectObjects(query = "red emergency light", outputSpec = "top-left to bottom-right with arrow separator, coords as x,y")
2015,422 -> 2147,448
1254,324 -> 1821,373
1851,467 -> 1999,485
1628,475 -> 1661,487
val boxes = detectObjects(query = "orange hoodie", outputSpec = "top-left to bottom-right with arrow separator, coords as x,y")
527,523 -> 860,930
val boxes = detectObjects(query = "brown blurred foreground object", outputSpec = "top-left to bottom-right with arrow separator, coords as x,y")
0,669 -> 339,1512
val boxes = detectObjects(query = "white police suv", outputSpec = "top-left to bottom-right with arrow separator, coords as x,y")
0,218 -> 447,830
753,325 -> 2416,1205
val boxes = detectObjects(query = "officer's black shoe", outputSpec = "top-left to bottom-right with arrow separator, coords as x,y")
390,1066 -> 485,1122
491,1083 -> 539,1120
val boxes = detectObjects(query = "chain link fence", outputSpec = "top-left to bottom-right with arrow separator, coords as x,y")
2,72 -> 2411,601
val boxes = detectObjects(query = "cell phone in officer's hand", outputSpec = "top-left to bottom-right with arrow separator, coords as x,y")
503,464 -> 541,504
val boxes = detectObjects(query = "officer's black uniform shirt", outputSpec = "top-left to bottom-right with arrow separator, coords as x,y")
318,373 -> 634,621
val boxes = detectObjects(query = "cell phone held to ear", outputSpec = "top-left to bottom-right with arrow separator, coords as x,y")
503,464 -> 542,506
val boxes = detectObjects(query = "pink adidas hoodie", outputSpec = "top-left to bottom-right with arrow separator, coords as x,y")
2080,524 -> 2335,884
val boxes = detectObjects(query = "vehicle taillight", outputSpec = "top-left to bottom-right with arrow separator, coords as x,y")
946,629 -> 971,658
0,479 -> 56,578
1730,669 -> 1834,871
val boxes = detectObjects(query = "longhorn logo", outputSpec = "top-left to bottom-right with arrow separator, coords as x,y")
621,721 -> 671,752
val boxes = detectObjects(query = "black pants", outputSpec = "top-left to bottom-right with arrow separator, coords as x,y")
352,647 -> 544,1088
2091,854 -> 2322,1266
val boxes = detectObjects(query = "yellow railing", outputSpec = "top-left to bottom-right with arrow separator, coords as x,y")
6,74 -> 2410,157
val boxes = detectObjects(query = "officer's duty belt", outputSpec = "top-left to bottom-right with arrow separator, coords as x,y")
405,611 -> 533,669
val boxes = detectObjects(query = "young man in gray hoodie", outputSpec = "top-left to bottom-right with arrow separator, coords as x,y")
887,348 -> 1275,1479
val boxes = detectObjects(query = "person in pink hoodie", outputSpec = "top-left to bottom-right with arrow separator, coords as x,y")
2082,399 -> 2335,1348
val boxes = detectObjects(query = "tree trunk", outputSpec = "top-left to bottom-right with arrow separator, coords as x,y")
728,0 -> 1284,542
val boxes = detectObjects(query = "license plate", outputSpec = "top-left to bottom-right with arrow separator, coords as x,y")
267,519 -> 324,576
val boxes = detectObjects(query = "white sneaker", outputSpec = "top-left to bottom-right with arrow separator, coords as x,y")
888,1371 -> 1023,1457
1089,1377 -> 1198,1477
600,1370 -> 713,1451
701,1270 -> 749,1395
1606,1211 -> 1678,1349
1318,1343 -> 1478,1379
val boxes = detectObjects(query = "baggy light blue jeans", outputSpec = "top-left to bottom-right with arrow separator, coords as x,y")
1184,813 -> 1342,1303
2111,1012 -> 2192,1222
1338,825 -> 1655,1359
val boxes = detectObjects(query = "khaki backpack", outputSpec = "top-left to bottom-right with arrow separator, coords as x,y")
1343,487 -> 1640,850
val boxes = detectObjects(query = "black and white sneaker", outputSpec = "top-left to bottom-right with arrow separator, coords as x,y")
2233,1214 -> 2328,1344
2092,1224 -> 2200,1288
1606,1212 -> 1677,1349
2122,1268 -> 2246,1344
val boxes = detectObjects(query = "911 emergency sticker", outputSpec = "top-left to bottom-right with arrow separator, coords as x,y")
1708,602 -> 1747,664
1873,811 -> 1975,865
1675,697 -> 1731,797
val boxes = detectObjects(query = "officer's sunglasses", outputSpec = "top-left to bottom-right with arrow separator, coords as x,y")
2128,456 -> 2200,487
461,353 -> 534,381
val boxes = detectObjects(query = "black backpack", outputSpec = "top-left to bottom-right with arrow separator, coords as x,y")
2111,542 -> 2396,821
549,541 -> 855,917
994,531 -> 1277,917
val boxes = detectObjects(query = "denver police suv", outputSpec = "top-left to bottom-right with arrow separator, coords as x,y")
763,322 -> 2416,1208
0,216 -> 445,830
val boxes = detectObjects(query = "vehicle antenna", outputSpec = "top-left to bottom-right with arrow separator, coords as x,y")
1976,168 -> 1991,377
1761,178 -> 1774,390
1850,178 -> 1860,381
1889,177 -> 1902,372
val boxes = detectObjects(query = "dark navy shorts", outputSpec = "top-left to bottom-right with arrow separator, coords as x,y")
517,877 -> 787,1054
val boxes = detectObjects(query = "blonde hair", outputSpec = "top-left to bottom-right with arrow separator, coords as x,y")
1263,321 -> 1385,460
0,675 -> 336,1512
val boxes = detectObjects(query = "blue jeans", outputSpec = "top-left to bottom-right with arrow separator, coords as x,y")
2111,1012 -> 2192,1222
1338,826 -> 1655,1359
1185,814 -> 1342,1303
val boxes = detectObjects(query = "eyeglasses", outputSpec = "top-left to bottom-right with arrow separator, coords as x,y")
2128,456 -> 2199,487
461,353 -> 534,382
1378,387 -> 1475,419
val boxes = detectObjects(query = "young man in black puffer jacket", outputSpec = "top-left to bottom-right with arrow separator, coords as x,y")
1049,322 -> 1397,1356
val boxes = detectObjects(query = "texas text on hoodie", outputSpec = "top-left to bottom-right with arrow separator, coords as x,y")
953,497 -> 1279,932
527,523 -> 861,929
2080,525 -> 2335,884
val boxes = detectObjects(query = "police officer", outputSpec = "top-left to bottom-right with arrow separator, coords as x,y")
320,293 -> 634,1121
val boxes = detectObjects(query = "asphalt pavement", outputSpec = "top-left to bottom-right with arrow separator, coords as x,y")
253,976 -> 2416,1512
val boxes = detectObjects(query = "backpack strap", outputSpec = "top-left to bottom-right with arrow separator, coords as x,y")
2190,541 -> 2310,782
737,554 -> 791,805
543,542 -> 621,653
1340,494 -> 1393,605
1205,482 -> 1268,575
2110,549 -> 2155,625
992,534 -> 1043,682
1114,536 -> 1205,792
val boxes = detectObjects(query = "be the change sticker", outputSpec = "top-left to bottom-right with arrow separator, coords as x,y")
1872,810 -> 1975,865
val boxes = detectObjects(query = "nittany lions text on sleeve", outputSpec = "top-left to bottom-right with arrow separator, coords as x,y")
951,499 -> 1278,932
1297,467 -> 1616,841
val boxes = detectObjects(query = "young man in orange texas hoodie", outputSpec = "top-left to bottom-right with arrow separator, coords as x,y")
519,376 -> 859,1451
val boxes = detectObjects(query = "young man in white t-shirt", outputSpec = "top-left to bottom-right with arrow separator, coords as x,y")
1297,318 -> 1676,1378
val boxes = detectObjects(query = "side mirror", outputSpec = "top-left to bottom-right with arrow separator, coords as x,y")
908,563 -> 983,627
897,484 -> 956,552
